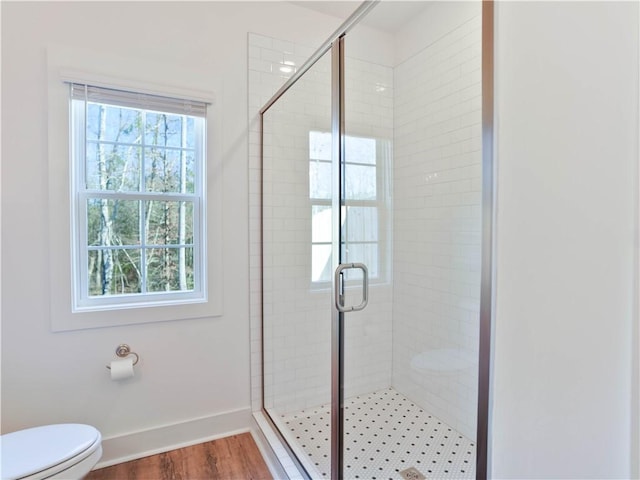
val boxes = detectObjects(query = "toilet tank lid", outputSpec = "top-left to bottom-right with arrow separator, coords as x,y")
1,424 -> 101,480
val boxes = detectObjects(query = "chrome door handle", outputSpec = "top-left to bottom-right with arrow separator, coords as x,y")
334,263 -> 369,313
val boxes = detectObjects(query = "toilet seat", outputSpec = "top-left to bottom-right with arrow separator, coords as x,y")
1,424 -> 102,480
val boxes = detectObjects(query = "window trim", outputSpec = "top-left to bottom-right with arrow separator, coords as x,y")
47,45 -> 222,331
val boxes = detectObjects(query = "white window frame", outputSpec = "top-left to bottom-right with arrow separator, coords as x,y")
47,45 -> 222,331
69,86 -> 207,311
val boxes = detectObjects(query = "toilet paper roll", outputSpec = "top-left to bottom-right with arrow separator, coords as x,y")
110,357 -> 135,380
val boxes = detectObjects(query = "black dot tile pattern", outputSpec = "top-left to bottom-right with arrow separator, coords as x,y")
280,388 -> 475,479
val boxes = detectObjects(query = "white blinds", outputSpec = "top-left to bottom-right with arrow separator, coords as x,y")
70,83 -> 207,117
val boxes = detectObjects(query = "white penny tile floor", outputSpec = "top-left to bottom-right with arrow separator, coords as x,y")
279,389 -> 475,480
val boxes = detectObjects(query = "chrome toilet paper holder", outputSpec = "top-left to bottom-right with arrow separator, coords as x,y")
106,344 -> 140,369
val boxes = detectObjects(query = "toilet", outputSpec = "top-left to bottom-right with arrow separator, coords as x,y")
1,424 -> 102,480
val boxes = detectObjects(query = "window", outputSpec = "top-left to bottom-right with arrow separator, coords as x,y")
70,84 -> 207,311
309,131 -> 390,284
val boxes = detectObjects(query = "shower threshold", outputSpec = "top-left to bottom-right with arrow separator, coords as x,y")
272,388 -> 475,480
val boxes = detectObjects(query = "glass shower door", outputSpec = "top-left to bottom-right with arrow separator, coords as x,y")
261,49 -> 336,478
337,31 -> 397,479
337,9 -> 483,479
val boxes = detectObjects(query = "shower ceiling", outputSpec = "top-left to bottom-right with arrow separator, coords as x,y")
290,1 -> 432,33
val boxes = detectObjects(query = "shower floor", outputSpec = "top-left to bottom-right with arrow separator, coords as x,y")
277,388 -> 475,480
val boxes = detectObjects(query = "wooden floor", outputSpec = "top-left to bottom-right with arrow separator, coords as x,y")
86,432 -> 273,480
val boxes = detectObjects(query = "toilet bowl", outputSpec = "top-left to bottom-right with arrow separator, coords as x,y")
1,424 -> 102,480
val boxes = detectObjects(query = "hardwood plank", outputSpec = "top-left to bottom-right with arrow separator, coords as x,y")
86,432 -> 273,480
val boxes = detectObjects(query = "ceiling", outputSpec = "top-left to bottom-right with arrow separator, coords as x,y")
290,1 -> 433,33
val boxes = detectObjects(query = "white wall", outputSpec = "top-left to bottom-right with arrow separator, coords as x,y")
394,1 -> 480,66
0,0 -> 344,460
492,1 -> 639,478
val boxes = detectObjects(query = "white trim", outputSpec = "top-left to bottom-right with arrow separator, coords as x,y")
95,408 -> 252,469
253,412 -> 305,480
634,2 -> 640,476
60,68 -> 215,105
249,420 -> 290,480
487,2 -> 499,477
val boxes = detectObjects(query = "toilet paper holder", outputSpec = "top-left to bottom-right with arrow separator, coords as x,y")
106,344 -> 140,370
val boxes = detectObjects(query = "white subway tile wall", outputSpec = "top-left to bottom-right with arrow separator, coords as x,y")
392,15 -> 482,440
248,32 -> 306,413
261,50 -> 334,414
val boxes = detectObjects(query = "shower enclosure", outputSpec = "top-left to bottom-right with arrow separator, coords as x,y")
255,1 -> 492,478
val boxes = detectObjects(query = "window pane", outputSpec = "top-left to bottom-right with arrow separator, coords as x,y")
343,243 -> 379,279
144,147 -> 195,193
311,244 -> 332,283
342,206 -> 378,242
87,103 -> 142,144
87,199 -> 140,246
309,131 -> 332,161
146,247 -> 194,292
86,143 -> 141,191
345,164 -> 377,200
312,205 -> 332,243
145,201 -> 193,245
74,92 -> 205,309
88,249 -> 141,296
310,161 -> 331,199
145,112 -> 186,148
345,136 -> 376,165
186,117 -> 196,149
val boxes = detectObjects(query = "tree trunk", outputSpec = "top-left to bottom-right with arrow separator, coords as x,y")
98,105 -> 113,295
179,117 -> 188,290
162,115 -> 171,291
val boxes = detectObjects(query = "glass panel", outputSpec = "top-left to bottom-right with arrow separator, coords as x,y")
87,199 -> 140,246
312,244 -> 332,283
144,148 -> 195,193
340,6 -> 482,479
345,135 -> 376,165
342,206 -> 378,242
309,161 -> 332,199
88,248 -> 141,296
343,243 -> 378,278
145,201 -> 193,245
146,247 -> 194,292
344,164 -> 376,200
86,143 -> 141,191
87,103 -> 142,144
145,112 -> 187,148
310,131 -> 332,160
262,48 -> 333,479
312,205 -> 332,243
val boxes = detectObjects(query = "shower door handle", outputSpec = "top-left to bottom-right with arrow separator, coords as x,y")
334,263 -> 369,313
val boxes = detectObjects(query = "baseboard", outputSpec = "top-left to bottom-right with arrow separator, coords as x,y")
94,407 -> 253,469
